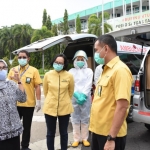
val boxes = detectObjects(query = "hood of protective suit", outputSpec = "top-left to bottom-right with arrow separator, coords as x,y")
73,58 -> 88,69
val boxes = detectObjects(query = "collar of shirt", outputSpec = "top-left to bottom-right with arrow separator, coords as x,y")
19,64 -> 29,72
106,56 -> 120,69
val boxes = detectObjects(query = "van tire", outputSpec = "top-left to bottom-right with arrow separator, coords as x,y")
126,105 -> 133,123
145,124 -> 150,131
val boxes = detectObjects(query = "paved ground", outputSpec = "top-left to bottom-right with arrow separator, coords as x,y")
27,87 -> 84,150
24,87 -> 150,150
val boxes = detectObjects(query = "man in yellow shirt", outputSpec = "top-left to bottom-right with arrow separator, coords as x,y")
89,34 -> 133,150
8,50 -> 42,150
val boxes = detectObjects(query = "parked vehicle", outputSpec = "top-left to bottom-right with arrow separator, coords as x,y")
133,46 -> 150,130
12,34 -> 149,122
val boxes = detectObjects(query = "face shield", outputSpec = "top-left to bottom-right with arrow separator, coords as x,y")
73,50 -> 88,60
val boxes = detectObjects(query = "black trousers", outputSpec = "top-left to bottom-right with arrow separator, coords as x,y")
45,114 -> 70,150
0,136 -> 20,150
91,132 -> 126,150
17,107 -> 34,148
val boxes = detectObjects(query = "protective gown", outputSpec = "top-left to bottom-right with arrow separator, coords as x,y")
69,58 -> 93,141
94,64 -> 103,86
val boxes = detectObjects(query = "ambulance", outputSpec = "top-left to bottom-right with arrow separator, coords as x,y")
12,33 -> 150,122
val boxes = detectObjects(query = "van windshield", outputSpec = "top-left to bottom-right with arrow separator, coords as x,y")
118,53 -> 144,75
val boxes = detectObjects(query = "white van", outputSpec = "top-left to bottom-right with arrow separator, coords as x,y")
12,34 -> 149,122
133,46 -> 150,130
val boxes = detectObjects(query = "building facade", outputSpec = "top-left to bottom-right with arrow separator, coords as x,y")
52,0 -> 150,34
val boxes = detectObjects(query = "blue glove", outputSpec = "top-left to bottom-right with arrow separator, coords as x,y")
80,93 -> 87,100
76,93 -> 87,105
76,99 -> 84,105
73,92 -> 80,99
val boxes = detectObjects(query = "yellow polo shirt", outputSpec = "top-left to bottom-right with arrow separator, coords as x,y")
7,64 -> 42,107
89,56 -> 133,137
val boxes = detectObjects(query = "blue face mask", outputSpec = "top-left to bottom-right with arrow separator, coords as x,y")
53,63 -> 64,71
94,53 -> 104,64
76,61 -> 85,68
18,59 -> 28,66
0,70 -> 7,81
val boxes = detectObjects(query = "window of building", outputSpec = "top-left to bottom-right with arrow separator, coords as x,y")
142,6 -> 149,12
134,6 -> 139,13
112,13 -> 121,17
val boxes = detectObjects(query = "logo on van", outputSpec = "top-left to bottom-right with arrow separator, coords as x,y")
133,45 -> 136,49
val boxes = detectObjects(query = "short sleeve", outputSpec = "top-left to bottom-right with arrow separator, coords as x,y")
113,68 -> 133,102
33,69 -> 42,86
43,72 -> 48,97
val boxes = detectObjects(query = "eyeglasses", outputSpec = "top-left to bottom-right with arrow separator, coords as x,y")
18,56 -> 27,59
0,66 -> 8,70
54,61 -> 64,65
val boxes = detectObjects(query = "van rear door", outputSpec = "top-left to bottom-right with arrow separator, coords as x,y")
12,34 -> 97,55
143,48 -> 150,109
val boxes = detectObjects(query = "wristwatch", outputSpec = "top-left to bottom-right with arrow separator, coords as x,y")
107,135 -> 116,141
18,81 -> 22,84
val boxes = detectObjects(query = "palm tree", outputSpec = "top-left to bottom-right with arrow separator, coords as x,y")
31,26 -> 53,42
0,26 -> 15,60
88,12 -> 113,36
13,24 -> 33,48
30,26 -> 53,70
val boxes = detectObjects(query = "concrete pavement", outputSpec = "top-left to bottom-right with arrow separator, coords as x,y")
26,87 -> 89,150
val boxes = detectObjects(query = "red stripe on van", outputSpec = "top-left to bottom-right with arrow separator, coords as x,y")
138,111 -> 150,116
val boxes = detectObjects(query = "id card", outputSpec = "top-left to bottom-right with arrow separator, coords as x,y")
26,77 -> 31,84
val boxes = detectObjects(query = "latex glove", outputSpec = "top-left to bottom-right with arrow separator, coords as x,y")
76,99 -> 84,105
35,100 -> 41,112
76,93 -> 87,105
73,92 -> 80,99
80,93 -> 87,100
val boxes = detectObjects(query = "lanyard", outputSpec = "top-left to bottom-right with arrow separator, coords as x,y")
18,65 -> 30,78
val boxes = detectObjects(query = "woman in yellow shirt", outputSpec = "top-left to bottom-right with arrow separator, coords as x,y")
43,54 -> 74,150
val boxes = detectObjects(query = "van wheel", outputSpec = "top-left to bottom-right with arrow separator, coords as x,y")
126,105 -> 133,123
145,124 -> 150,131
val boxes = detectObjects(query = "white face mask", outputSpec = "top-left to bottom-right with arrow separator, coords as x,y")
18,59 -> 28,66
0,70 -> 7,81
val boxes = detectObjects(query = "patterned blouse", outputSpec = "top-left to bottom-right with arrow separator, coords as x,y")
0,80 -> 26,141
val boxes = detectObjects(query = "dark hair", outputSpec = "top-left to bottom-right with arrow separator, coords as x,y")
51,54 -> 68,70
96,34 -> 117,54
18,50 -> 30,57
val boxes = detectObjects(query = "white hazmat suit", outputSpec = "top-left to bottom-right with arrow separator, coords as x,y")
94,64 -> 103,86
69,57 -> 93,143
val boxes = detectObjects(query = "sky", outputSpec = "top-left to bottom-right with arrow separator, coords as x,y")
0,0 -> 111,29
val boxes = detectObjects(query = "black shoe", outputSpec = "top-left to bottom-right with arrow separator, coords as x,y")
21,147 -> 31,150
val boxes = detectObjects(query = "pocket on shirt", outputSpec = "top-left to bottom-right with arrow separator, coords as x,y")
97,78 -> 110,97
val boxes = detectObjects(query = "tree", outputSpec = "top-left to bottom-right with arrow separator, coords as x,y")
3,56 -> 11,70
46,15 -> 52,30
11,56 -> 19,68
42,9 -> 47,26
76,15 -> 81,33
13,24 -> 33,48
88,12 -> 113,36
0,26 -> 15,60
31,26 -> 53,42
30,26 -> 53,69
52,24 -> 58,36
63,9 -> 69,34
58,21 -> 64,35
